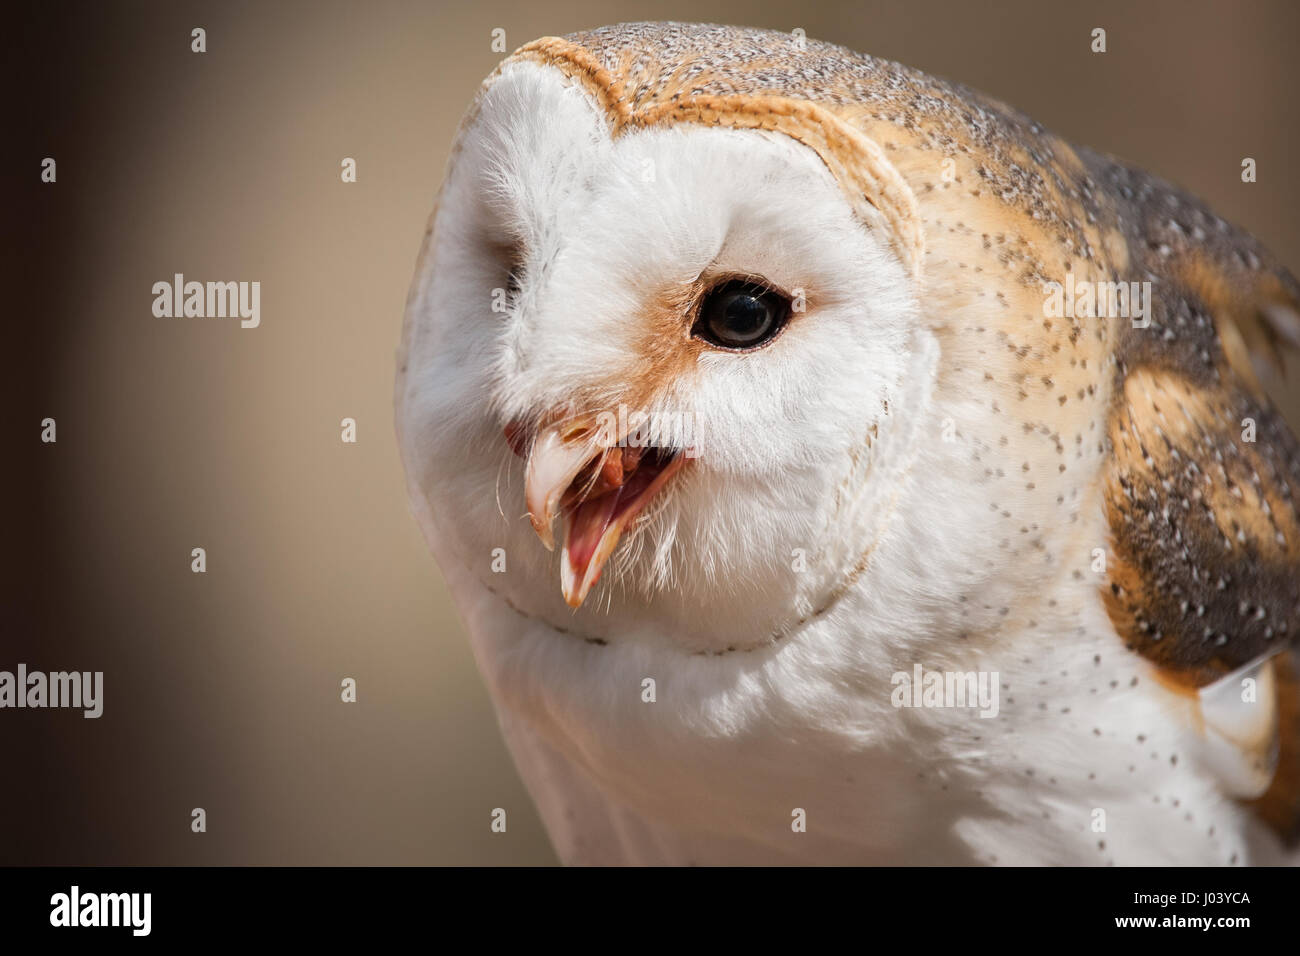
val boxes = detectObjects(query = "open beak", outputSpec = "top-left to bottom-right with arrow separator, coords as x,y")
512,413 -> 687,608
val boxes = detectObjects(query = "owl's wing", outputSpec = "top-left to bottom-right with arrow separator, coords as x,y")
1088,154 -> 1300,843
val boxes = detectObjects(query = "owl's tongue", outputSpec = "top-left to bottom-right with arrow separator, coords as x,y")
560,449 -> 684,608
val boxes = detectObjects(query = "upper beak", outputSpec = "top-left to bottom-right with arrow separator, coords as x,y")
522,414 -> 612,551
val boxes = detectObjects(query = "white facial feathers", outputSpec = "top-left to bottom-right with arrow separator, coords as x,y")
399,59 -> 924,649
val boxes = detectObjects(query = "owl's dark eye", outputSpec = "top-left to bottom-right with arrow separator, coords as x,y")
489,237 -> 525,299
691,280 -> 791,351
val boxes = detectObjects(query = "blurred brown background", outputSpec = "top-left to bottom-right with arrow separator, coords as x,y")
5,0 -> 1299,865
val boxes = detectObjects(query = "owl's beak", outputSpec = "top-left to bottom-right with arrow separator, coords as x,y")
522,416 -> 609,552
513,413 -> 686,608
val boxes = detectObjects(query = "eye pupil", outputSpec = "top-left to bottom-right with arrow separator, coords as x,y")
694,280 -> 790,350
723,294 -> 766,337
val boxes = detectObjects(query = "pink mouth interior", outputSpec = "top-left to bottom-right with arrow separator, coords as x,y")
564,449 -> 676,575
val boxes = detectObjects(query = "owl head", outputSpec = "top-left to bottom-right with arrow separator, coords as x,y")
397,27 -> 1022,655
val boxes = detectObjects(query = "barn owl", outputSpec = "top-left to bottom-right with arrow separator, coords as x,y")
395,22 -> 1300,865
